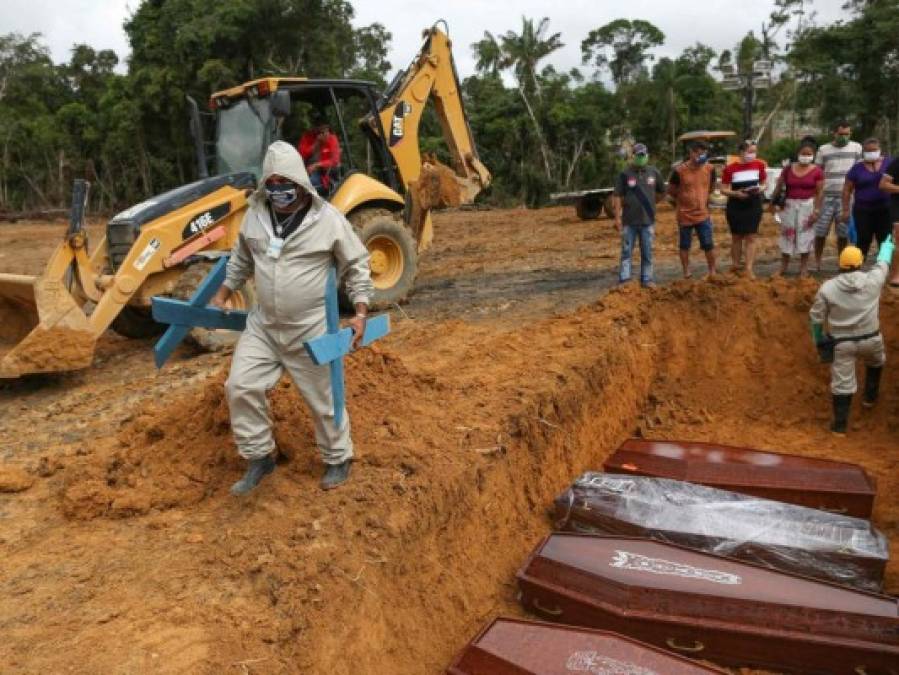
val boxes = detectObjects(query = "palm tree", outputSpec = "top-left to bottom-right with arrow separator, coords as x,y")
501,17 -> 563,99
472,17 -> 563,180
652,58 -> 684,161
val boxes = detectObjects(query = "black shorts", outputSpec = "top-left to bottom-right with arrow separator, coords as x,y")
726,197 -> 763,235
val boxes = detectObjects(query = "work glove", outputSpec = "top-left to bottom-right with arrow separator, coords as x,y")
809,321 -> 824,346
810,321 -> 834,363
876,235 -> 895,266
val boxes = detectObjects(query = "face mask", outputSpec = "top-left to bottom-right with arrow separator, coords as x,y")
266,183 -> 298,208
834,135 -> 850,147
696,153 -> 709,165
634,155 -> 648,167
743,152 -> 757,162
863,151 -> 881,162
798,155 -> 814,165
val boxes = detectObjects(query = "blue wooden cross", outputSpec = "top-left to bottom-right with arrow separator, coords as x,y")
302,267 -> 390,428
151,257 -> 246,368
151,260 -> 389,429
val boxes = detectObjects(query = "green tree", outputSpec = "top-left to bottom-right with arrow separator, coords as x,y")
123,0 -> 393,194
789,0 -> 899,149
581,19 -> 665,86
472,17 -> 563,180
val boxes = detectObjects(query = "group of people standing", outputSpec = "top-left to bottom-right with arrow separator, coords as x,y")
771,121 -> 899,280
612,123 -> 899,286
609,127 -> 899,437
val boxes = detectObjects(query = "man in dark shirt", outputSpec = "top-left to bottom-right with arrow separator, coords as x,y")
612,143 -> 666,287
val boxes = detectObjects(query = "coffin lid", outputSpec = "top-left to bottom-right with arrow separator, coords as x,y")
518,533 -> 899,647
525,534 -> 897,615
450,617 -> 726,675
605,438 -> 875,494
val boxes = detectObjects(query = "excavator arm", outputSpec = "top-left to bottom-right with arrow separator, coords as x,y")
373,24 -> 491,203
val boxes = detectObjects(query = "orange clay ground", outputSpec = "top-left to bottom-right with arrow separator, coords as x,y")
0,204 -> 896,674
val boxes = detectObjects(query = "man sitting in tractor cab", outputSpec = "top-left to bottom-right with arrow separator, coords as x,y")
298,117 -> 341,196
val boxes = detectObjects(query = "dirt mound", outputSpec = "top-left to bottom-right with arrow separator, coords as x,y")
60,347 -> 425,520
5,277 -> 898,674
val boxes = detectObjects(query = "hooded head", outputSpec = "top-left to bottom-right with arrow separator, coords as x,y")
250,141 -> 321,209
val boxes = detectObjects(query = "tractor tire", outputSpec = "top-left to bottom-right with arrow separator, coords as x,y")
575,196 -> 603,220
172,260 -> 256,352
349,208 -> 417,308
111,306 -> 167,339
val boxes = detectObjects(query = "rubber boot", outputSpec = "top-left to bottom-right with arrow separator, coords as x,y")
862,367 -> 883,408
830,394 -> 852,435
230,454 -> 276,496
320,459 -> 352,491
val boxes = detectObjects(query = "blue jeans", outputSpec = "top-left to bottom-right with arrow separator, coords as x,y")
309,169 -> 326,192
619,224 -> 654,284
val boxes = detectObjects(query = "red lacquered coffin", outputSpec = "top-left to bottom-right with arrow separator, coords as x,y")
604,438 -> 876,518
517,533 -> 899,674
554,473 -> 888,591
447,617 -> 726,674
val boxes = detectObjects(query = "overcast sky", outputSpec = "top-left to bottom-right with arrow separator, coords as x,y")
1,0 -> 850,79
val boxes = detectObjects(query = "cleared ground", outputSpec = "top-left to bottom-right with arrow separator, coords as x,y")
0,205 -> 896,674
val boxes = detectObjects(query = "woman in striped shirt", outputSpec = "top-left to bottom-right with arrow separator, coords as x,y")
721,140 -> 767,279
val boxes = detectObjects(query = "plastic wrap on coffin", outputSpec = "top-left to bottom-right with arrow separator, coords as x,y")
554,473 -> 887,591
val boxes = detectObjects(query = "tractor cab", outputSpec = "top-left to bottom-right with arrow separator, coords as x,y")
187,77 -> 420,306
189,78 -> 401,196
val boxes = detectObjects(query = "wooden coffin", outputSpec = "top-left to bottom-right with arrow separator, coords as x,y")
554,473 -> 888,591
517,533 -> 899,674
603,438 -> 876,518
447,617 -> 726,674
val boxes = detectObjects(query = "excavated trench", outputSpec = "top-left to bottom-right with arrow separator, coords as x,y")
311,277 -> 899,675
8,277 -> 899,674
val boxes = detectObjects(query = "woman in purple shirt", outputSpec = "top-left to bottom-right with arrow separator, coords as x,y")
841,137 -> 891,257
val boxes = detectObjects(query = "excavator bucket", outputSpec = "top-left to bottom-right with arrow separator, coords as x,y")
0,179 -> 97,378
0,272 -> 96,378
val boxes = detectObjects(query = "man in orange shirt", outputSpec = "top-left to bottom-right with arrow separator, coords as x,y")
668,140 -> 718,278
298,119 -> 342,194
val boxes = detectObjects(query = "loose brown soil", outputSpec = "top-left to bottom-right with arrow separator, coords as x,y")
0,206 -> 896,674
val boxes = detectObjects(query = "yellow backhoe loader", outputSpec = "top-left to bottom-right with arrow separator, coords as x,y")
0,23 -> 490,378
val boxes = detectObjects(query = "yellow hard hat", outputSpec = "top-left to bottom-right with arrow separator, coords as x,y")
839,246 -> 863,269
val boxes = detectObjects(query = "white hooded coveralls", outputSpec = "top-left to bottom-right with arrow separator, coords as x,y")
809,261 -> 888,395
223,141 -> 373,462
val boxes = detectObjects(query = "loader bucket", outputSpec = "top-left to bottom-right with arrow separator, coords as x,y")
0,272 -> 96,378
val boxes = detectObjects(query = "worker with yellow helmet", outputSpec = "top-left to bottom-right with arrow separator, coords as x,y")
809,236 -> 895,434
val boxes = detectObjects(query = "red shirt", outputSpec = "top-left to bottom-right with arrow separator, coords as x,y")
784,164 -> 823,200
297,130 -> 342,187
722,159 -> 767,192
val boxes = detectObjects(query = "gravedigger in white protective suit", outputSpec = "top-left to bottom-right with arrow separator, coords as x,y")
210,141 -> 373,494
809,236 -> 894,435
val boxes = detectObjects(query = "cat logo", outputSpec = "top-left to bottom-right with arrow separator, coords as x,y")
182,202 -> 231,240
389,101 -> 412,147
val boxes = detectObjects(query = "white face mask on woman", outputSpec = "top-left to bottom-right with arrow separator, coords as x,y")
863,151 -> 881,162
743,152 -> 757,162
797,155 -> 814,165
